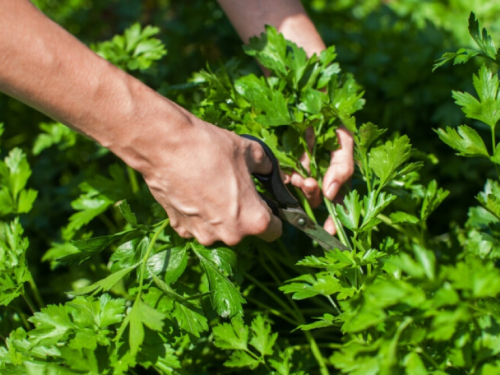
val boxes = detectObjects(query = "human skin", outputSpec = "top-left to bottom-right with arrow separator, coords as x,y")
0,0 -> 352,244
218,0 -> 355,234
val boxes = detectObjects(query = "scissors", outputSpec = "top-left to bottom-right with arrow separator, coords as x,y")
242,134 -> 349,252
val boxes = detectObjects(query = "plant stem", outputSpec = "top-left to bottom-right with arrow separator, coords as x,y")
247,297 -> 299,325
137,219 -> 170,301
21,294 -> 36,315
326,295 -> 341,315
377,213 -> 405,233
416,347 -> 440,370
127,165 -> 140,194
304,330 -> 330,375
295,187 -> 316,221
28,278 -> 45,309
114,219 -> 169,351
324,197 -> 352,250
262,247 -> 292,281
492,127 -> 500,178
99,213 -> 117,233
245,273 -> 299,324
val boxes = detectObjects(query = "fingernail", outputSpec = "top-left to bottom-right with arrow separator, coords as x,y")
326,182 -> 339,200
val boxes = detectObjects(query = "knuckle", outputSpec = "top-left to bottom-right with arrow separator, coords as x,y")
222,234 -> 243,247
196,234 -> 216,247
249,210 -> 272,235
176,227 -> 192,239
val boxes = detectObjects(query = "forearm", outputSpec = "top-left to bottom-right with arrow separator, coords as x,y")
0,0 -> 191,174
218,0 -> 325,57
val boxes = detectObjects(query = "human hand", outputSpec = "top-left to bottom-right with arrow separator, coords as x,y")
285,127 -> 354,235
140,115 -> 282,246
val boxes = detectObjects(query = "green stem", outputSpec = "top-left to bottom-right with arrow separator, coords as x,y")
245,273 -> 299,323
291,343 -> 343,350
262,247 -> 292,281
136,219 -> 170,301
247,297 -> 299,325
304,330 -> 330,375
324,197 -> 352,250
326,295 -> 341,315
127,166 -> 140,194
28,278 -> 45,309
99,213 -> 117,233
114,219 -> 169,349
294,187 -> 316,221
377,213 -> 405,233
416,347 -> 440,370
21,294 -> 36,315
492,127 -> 500,178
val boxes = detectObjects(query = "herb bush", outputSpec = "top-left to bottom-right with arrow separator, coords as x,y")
1,2 -> 500,374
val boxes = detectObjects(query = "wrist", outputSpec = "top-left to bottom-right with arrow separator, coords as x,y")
95,73 -> 196,177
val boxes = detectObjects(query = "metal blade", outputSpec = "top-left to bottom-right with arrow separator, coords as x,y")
280,207 -> 349,252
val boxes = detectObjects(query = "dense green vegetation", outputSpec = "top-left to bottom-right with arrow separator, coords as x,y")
2,1 -> 500,374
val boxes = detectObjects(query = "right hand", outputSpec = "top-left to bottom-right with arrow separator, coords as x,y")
141,115 -> 282,246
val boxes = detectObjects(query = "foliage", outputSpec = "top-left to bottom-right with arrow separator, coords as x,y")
2,2 -> 500,375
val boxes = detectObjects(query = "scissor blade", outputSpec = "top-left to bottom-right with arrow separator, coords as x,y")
280,207 -> 349,252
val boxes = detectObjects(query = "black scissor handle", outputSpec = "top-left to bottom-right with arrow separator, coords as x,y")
242,134 -> 299,212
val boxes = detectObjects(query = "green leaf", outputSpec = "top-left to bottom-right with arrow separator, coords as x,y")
298,314 -> 336,331
92,23 -> 167,71
361,191 -> 397,229
146,245 -> 188,283
335,190 -> 362,231
128,299 -> 166,356
297,88 -> 326,115
452,65 -> 500,129
280,273 -> 353,301
136,331 -> 181,373
117,200 -> 137,227
225,351 -> 260,369
243,25 -> 287,77
171,299 -> 208,337
234,75 -> 292,126
390,212 -> 420,224
0,219 -> 32,306
191,244 -> 245,318
213,319 -> 249,351
71,264 -> 139,296
435,125 -> 489,158
369,135 -> 412,187
111,236 -> 149,272
403,352 -> 427,375
468,12 -> 498,61
269,350 -> 297,375
249,315 -> 277,357
433,48 -> 480,71
477,180 -> 500,219
61,229 -> 142,265
421,180 -> 449,220
413,245 -> 436,281
63,195 -> 114,239
355,122 -> 386,156
32,122 -> 77,155
68,294 -> 126,329
28,304 -> 75,346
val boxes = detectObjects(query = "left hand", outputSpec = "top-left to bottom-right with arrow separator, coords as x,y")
285,126 -> 354,235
